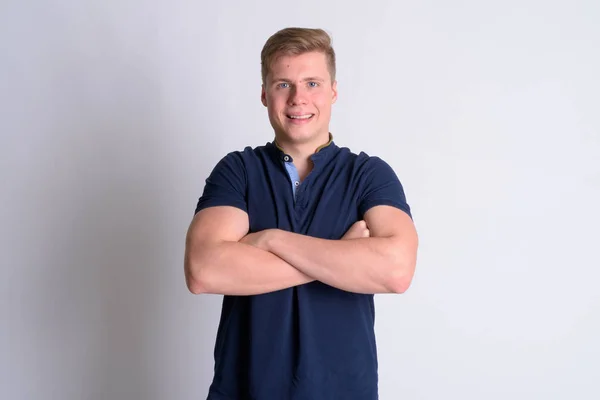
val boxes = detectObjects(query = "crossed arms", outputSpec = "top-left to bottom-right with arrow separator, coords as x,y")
184,205 -> 418,296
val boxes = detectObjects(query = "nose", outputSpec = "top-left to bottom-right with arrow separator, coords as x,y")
288,86 -> 308,106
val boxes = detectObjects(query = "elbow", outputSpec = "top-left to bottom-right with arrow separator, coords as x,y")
184,240 -> 231,295
184,253 -> 211,295
185,266 -> 205,295
186,272 -> 207,295
386,272 -> 413,294
385,252 -> 416,294
385,244 -> 417,294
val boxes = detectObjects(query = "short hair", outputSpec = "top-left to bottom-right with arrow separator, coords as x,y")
260,27 -> 336,85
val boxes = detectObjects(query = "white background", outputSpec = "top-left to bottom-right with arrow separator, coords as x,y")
1,0 -> 599,399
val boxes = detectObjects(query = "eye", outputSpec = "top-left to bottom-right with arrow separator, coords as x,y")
277,82 -> 290,89
308,81 -> 319,88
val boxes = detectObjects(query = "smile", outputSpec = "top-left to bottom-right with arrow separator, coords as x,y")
287,114 -> 314,120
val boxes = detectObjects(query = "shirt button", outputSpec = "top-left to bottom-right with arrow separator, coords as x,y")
283,155 -> 290,162
294,181 -> 300,187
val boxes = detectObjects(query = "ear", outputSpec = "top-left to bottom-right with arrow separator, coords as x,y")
261,84 -> 267,107
331,80 -> 338,104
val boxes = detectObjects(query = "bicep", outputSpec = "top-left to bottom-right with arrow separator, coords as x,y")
187,206 -> 249,246
184,206 -> 249,294
364,205 -> 417,246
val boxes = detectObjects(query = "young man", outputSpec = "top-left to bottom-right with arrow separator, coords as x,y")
184,27 -> 418,400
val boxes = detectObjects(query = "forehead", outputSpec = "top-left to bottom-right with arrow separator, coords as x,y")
268,51 -> 330,80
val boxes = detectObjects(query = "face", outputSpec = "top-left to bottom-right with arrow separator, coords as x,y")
261,51 -> 337,147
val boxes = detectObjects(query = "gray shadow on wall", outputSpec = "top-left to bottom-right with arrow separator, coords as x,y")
24,38 -> 190,400
5,5 -> 226,400
55,74 -> 167,399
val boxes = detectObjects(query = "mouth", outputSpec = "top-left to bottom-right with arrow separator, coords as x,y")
286,113 -> 314,121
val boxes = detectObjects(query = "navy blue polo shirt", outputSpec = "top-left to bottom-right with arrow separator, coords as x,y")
195,137 -> 411,400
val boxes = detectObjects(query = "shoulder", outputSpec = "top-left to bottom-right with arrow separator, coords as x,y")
334,146 -> 398,177
334,146 -> 411,217
219,143 -> 273,163
212,143 -> 272,170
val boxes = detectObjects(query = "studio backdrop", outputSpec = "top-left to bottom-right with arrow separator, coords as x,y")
1,0 -> 599,399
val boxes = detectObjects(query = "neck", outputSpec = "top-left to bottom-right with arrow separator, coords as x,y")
275,133 -> 331,162
274,133 -> 331,181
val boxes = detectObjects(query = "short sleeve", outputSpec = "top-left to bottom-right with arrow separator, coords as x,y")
194,152 -> 248,215
357,156 -> 412,219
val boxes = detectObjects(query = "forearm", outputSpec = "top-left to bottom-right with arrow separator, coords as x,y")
265,230 -> 407,294
185,241 -> 314,296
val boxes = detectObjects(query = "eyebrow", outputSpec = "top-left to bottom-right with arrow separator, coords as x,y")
271,77 -> 326,83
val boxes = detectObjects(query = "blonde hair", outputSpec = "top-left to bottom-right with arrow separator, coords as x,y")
260,27 -> 336,85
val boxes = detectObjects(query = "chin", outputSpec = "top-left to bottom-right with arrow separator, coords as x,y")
280,131 -> 317,144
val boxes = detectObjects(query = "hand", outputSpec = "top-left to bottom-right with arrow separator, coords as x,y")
240,229 -> 273,251
341,220 -> 370,240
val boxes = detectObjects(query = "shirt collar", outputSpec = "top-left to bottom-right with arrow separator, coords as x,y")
271,133 -> 336,163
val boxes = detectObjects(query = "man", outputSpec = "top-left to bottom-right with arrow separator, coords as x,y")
184,27 -> 418,400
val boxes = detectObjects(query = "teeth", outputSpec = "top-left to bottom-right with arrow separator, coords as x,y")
288,114 -> 313,119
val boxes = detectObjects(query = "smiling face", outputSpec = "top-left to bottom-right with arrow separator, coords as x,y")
261,51 -> 337,148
